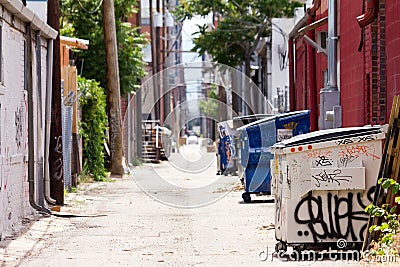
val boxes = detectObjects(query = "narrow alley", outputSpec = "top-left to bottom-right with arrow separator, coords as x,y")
1,145 -> 361,267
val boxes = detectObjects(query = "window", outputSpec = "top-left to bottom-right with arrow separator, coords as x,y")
317,31 -> 327,50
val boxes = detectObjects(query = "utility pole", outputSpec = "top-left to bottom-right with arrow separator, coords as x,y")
47,0 -> 64,205
102,0 -> 124,176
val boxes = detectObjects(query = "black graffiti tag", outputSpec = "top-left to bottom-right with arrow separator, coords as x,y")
315,156 -> 333,167
339,154 -> 357,167
336,138 -> 354,145
294,187 -> 375,242
312,169 -> 352,187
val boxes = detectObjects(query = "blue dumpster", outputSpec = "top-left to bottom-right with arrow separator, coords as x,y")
217,115 -> 272,176
238,110 -> 310,202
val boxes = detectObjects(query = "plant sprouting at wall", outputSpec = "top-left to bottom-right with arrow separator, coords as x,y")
78,76 -> 108,181
365,178 -> 400,257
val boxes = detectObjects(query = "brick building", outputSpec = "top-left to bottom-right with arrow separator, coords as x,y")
290,0 -> 399,130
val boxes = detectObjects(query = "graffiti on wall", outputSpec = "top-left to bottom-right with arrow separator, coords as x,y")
335,135 -> 376,146
339,144 -> 380,161
294,187 -> 375,242
52,136 -> 63,181
303,149 -> 332,160
312,169 -> 352,187
15,105 -> 23,151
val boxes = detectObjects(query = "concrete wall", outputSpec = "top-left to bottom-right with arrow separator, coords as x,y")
271,18 -> 294,109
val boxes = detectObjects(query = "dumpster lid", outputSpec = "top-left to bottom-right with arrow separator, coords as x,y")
236,110 -> 310,131
232,114 -> 274,129
273,125 -> 384,148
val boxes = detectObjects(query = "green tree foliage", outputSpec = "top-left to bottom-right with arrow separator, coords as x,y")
78,77 -> 108,181
175,0 -> 301,76
199,86 -> 218,119
60,0 -> 148,95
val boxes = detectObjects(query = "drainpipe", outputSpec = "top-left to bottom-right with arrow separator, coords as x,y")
319,0 -> 341,129
327,0 -> 338,90
307,17 -> 318,132
27,24 -> 50,213
288,11 -> 309,111
307,0 -> 321,16
306,0 -> 320,132
288,38 -> 295,111
357,0 -> 379,28
44,38 -> 57,205
35,31 -> 45,207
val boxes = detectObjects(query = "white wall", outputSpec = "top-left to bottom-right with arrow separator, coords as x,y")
0,6 -> 49,237
271,18 -> 294,110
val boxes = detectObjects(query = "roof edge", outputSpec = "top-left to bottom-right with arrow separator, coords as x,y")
0,0 -> 57,39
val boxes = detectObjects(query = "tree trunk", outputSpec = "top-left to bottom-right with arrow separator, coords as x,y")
218,85 -> 227,121
231,70 -> 241,116
102,0 -> 124,176
47,0 -> 64,205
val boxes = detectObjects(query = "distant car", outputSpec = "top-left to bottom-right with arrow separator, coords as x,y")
187,132 -> 198,145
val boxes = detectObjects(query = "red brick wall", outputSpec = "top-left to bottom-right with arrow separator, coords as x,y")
385,1 -> 400,115
294,39 -> 307,110
339,0 -> 366,127
291,0 -> 400,127
292,8 -> 328,121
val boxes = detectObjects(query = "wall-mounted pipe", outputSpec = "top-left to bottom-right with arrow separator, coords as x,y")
27,24 -> 50,213
307,16 -> 318,132
44,38 -> 56,205
307,0 -> 321,16
326,0 -> 338,90
288,38 -> 295,111
357,0 -> 379,28
288,11 -> 309,111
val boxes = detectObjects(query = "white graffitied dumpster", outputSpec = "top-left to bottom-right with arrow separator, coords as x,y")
270,126 -> 385,250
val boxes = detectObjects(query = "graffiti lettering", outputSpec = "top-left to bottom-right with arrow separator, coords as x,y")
336,135 -> 375,145
294,187 -> 375,242
336,138 -> 354,145
54,136 -> 62,153
357,135 -> 375,142
303,150 -> 332,160
51,136 -> 63,181
15,106 -> 23,151
312,169 -> 352,187
339,145 -> 380,161
338,154 -> 357,167
315,156 -> 333,167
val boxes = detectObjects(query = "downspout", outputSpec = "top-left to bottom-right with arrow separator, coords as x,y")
288,38 -> 295,111
27,24 -> 50,213
288,11 -> 310,111
45,38 -> 56,205
307,0 -> 321,16
319,0 -> 341,129
357,0 -> 379,27
35,31 -> 45,207
307,2 -> 320,132
327,0 -> 338,90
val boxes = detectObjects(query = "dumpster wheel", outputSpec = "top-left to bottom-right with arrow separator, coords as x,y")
242,192 -> 251,203
275,241 -> 287,253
